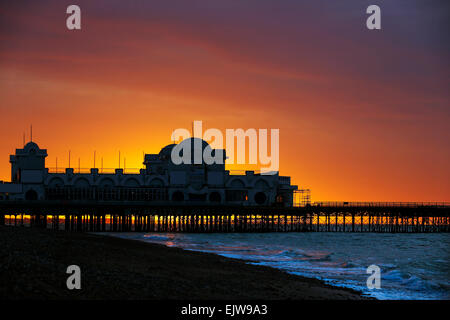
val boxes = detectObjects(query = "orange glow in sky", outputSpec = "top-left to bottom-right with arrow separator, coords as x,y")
0,1 -> 448,201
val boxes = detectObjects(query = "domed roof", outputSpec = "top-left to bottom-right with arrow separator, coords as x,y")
170,138 -> 213,165
178,137 -> 210,150
178,138 -> 211,159
23,141 -> 40,152
159,144 -> 176,156
17,141 -> 47,157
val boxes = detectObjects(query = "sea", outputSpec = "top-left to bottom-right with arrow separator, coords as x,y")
107,232 -> 450,300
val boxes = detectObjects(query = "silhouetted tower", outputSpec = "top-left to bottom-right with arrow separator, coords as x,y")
10,141 -> 47,184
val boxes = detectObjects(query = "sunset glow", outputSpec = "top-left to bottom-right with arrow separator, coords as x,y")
0,1 -> 448,201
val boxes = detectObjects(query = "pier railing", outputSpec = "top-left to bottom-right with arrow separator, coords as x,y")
47,168 -> 144,174
47,168 -> 280,176
306,202 -> 449,208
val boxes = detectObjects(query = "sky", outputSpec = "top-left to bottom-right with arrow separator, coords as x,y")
0,0 -> 449,201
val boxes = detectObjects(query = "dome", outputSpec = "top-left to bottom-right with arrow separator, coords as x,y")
23,141 -> 40,153
178,138 -> 211,158
170,138 -> 213,165
159,144 -> 176,156
179,137 -> 210,150
19,141 -> 47,157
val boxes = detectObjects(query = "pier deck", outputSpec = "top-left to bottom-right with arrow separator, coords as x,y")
1,200 -> 449,233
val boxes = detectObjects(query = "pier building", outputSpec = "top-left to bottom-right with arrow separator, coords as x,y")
0,138 -> 298,206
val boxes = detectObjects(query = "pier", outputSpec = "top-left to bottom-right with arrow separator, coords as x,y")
1,201 -> 449,233
3,141 -> 448,233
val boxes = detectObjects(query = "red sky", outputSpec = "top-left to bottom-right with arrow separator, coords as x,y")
0,0 -> 449,201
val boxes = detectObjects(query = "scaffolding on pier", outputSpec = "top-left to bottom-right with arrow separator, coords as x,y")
294,189 -> 311,207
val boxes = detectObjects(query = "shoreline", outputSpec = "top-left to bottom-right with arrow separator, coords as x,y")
0,226 -> 370,300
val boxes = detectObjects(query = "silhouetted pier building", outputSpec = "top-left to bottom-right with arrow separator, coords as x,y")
2,139 -> 297,206
0,140 -> 448,233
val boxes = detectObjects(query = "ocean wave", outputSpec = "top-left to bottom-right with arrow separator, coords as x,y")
142,234 -> 172,241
